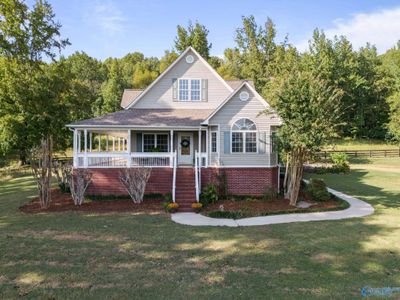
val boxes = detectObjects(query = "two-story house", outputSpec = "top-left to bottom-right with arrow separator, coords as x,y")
67,47 -> 281,209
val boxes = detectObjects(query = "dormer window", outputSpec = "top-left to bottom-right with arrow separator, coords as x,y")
178,78 -> 201,101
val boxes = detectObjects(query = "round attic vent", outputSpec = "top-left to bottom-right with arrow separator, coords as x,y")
239,91 -> 250,101
185,55 -> 194,64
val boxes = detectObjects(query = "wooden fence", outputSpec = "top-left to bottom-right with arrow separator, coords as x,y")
316,149 -> 400,160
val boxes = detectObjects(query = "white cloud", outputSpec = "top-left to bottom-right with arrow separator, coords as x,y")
297,6 -> 400,53
90,1 -> 126,36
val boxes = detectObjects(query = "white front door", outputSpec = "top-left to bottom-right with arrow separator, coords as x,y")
178,133 -> 193,165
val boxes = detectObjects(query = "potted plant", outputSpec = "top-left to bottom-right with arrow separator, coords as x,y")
191,202 -> 203,213
166,202 -> 179,213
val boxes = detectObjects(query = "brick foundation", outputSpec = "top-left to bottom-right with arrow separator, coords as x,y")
86,168 -> 173,196
83,166 -> 278,196
201,167 -> 279,196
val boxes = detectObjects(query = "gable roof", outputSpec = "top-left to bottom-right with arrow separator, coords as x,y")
226,80 -> 255,90
121,89 -> 143,108
202,81 -> 278,125
125,46 -> 234,109
67,108 -> 213,128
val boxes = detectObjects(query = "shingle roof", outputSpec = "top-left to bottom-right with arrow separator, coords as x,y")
68,109 -> 214,127
120,89 -> 143,108
226,80 -> 255,90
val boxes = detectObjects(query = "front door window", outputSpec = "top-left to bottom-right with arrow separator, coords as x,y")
178,133 -> 193,164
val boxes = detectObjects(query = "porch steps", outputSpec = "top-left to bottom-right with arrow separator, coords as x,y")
175,168 -> 197,212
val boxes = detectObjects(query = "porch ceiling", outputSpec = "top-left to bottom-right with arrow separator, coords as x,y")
67,108 -> 213,128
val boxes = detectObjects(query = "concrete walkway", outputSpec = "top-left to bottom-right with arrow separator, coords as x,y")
171,187 -> 374,227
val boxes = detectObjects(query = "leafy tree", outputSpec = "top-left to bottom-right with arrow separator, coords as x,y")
0,0 -> 69,163
159,50 -> 178,73
216,48 -> 243,80
101,59 -> 126,113
174,21 -> 212,58
132,58 -> 159,89
62,51 -> 106,119
267,54 -> 344,205
382,42 -> 400,143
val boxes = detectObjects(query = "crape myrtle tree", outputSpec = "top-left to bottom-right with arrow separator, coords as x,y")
267,53 -> 344,206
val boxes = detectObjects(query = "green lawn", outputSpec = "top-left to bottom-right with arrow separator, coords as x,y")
0,159 -> 400,299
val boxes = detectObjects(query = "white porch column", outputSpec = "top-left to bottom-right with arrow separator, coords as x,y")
112,137 -> 115,151
89,132 -> 92,152
205,127 -> 209,167
73,129 -> 78,167
198,128 -> 202,189
98,134 -> 101,152
127,130 -> 131,167
77,131 -> 81,153
170,129 -> 173,167
106,135 -> 109,152
84,129 -> 88,167
118,138 -> 121,151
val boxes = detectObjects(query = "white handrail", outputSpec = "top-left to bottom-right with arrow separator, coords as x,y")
194,151 -> 199,202
172,151 -> 177,203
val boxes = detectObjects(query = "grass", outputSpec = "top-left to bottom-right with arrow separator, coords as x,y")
0,159 -> 400,299
323,138 -> 399,151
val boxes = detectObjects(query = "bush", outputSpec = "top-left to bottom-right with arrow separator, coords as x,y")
330,152 -> 350,173
191,202 -> 203,213
200,184 -> 219,207
165,202 -> 179,213
305,179 -> 330,201
208,210 -> 249,219
262,186 -> 278,201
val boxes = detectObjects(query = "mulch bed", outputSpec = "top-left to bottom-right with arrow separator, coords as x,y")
204,197 -> 342,216
20,189 -> 164,214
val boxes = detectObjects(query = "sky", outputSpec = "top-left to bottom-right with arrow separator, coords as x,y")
32,0 -> 400,60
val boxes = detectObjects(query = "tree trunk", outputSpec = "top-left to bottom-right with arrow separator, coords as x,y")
284,148 -> 305,206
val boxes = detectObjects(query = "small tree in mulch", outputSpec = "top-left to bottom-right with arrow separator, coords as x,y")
68,169 -> 92,205
29,136 -> 53,208
52,161 -> 72,192
119,168 -> 152,203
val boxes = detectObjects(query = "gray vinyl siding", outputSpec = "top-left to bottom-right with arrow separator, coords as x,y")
133,49 -> 232,109
208,85 -> 281,167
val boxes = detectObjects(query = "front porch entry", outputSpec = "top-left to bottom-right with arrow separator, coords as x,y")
177,132 -> 193,165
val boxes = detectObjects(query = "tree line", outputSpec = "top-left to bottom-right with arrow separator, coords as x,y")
1,1 -> 400,166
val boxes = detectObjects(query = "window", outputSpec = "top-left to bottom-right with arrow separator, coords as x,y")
143,134 -> 169,152
178,79 -> 201,101
211,132 -> 217,153
231,118 -> 257,153
178,79 -> 189,101
191,79 -> 200,100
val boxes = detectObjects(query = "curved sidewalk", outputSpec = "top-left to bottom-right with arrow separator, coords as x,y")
171,187 -> 374,227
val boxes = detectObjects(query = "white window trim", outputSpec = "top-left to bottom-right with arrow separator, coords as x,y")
210,131 -> 218,153
142,133 -> 170,152
178,78 -> 202,101
230,118 -> 258,154
230,131 -> 259,154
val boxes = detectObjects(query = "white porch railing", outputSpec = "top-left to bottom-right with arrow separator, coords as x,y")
75,152 -> 175,168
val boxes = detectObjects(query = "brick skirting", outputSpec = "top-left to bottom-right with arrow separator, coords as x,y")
201,167 -> 279,196
86,168 -> 173,196
83,166 -> 278,196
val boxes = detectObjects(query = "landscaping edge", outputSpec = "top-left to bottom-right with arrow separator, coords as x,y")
170,185 -> 375,227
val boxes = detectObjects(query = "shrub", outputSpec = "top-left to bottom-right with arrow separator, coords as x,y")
191,202 -> 203,213
200,184 -> 219,207
208,210 -> 248,219
262,186 -> 278,201
165,202 -> 179,213
305,179 -> 330,201
330,152 -> 350,173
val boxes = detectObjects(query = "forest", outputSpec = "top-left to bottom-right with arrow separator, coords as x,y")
1,0 -> 400,166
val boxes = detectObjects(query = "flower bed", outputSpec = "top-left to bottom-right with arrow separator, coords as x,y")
20,189 -> 165,214
203,196 -> 349,219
